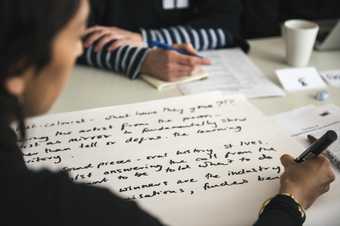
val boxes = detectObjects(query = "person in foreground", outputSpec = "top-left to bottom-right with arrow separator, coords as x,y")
0,0 -> 335,225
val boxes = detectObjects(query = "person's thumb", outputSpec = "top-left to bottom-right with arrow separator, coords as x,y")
280,154 -> 295,169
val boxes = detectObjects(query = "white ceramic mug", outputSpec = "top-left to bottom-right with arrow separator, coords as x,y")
282,20 -> 319,67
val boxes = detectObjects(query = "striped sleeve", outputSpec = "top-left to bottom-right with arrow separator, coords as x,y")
141,26 -> 233,51
78,44 -> 151,80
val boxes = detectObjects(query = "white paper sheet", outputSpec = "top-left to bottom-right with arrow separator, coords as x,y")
276,67 -> 327,92
272,105 -> 340,146
19,92 -> 304,226
272,105 -> 340,165
321,70 -> 340,87
272,105 -> 340,226
178,49 -> 285,98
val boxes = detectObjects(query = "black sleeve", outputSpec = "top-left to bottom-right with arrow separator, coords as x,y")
19,169 -> 165,226
254,195 -> 305,226
57,173 -> 164,226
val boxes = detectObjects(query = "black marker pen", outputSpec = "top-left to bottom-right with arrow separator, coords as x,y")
295,130 -> 338,163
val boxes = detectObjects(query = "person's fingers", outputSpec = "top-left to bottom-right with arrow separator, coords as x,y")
174,53 -> 211,66
161,63 -> 181,81
173,43 -> 197,55
171,44 -> 211,65
165,51 -> 207,66
95,34 -> 119,52
204,58 -> 212,65
329,170 -> 336,183
175,68 -> 194,78
171,67 -> 194,78
167,65 -> 195,80
84,31 -> 108,48
162,71 -> 178,82
109,26 -> 126,33
321,184 -> 330,193
280,154 -> 295,169
310,155 -> 332,170
173,61 -> 195,70
163,62 -> 199,81
108,40 -> 130,51
84,26 -> 105,36
323,160 -> 336,183
319,154 -> 331,164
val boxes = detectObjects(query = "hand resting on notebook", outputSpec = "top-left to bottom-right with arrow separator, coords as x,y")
141,44 -> 211,82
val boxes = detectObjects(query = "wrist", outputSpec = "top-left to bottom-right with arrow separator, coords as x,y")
279,186 -> 308,209
140,51 -> 153,74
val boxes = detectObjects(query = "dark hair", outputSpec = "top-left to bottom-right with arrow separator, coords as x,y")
0,0 -> 81,139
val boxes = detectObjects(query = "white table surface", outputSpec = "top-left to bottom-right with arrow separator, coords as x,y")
49,37 -> 340,225
51,37 -> 340,116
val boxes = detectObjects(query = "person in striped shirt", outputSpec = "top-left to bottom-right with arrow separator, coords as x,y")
78,0 -> 248,81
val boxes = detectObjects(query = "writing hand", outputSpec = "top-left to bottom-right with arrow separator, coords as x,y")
83,26 -> 144,52
141,44 -> 211,82
279,154 -> 335,209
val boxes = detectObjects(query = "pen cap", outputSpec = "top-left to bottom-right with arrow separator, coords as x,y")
312,130 -> 338,155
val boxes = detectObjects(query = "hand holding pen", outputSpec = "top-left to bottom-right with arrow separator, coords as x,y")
278,130 -> 337,209
141,42 -> 211,82
295,130 -> 337,163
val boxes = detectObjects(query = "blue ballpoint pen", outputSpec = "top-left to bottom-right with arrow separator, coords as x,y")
147,40 -> 203,58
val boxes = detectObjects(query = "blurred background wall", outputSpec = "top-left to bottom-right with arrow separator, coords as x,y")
241,0 -> 340,38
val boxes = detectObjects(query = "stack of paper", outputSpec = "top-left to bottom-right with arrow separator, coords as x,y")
178,49 -> 285,98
